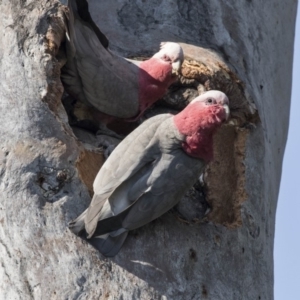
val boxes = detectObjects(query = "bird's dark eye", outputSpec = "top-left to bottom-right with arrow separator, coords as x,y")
207,98 -> 214,104
163,54 -> 171,61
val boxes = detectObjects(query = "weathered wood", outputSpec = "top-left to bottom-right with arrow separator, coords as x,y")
0,0 -> 296,299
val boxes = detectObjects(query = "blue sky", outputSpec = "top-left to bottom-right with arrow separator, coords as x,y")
274,5 -> 299,300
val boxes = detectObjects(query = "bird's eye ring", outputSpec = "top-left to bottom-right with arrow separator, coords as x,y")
207,98 -> 213,104
163,54 -> 171,61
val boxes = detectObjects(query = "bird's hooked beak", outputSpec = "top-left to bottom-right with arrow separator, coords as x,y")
223,104 -> 230,120
171,60 -> 181,76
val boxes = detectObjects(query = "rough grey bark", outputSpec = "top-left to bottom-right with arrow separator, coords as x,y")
0,0 -> 297,299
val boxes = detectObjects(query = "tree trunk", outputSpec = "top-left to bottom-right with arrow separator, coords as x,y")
0,0 -> 296,299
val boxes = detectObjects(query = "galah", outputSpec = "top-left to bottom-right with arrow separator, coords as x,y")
61,0 -> 184,130
69,90 -> 230,257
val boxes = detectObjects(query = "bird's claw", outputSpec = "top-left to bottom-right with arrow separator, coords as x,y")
96,135 -> 121,159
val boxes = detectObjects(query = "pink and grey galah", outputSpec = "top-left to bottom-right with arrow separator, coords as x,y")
61,0 -> 184,127
69,90 -> 230,257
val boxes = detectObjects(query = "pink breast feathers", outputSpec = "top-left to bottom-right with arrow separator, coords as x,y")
137,58 -> 176,115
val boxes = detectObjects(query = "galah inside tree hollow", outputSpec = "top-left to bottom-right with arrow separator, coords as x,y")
69,90 -> 230,257
61,0 -> 184,127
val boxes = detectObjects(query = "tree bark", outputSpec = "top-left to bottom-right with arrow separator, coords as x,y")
0,0 -> 297,299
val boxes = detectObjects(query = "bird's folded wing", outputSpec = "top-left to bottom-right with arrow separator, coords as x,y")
90,151 -> 204,234
65,0 -> 140,118
122,152 -> 205,229
68,0 -> 109,49
84,114 -> 172,235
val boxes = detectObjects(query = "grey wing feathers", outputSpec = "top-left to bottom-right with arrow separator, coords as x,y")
84,114 -> 172,236
68,209 -> 87,235
92,114 -> 171,192
69,114 -> 205,257
89,117 -> 204,234
123,154 -> 204,229
69,0 -> 109,48
62,0 -> 140,118
88,144 -> 204,237
73,36 -> 139,117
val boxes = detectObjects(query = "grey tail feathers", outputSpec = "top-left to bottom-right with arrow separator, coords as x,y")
87,232 -> 128,257
68,209 -> 87,235
68,210 -> 128,257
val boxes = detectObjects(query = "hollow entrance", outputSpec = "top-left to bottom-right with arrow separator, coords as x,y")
46,7 -> 258,227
